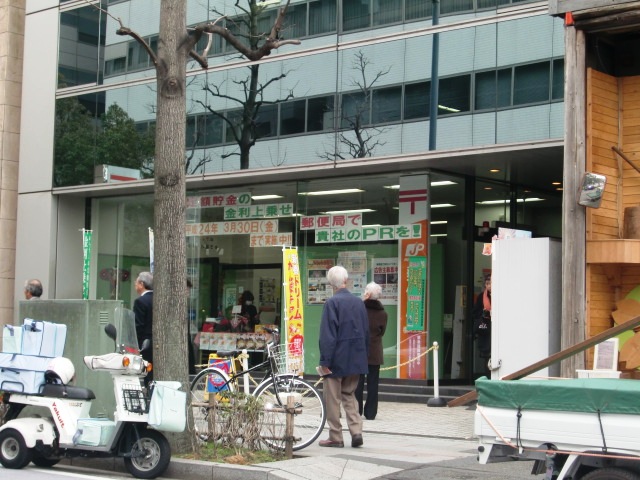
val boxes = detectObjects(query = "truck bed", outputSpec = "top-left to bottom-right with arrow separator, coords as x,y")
474,377 -> 640,465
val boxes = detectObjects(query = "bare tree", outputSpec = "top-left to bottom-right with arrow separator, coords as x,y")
102,0 -> 299,453
195,0 -> 296,170
321,50 -> 391,162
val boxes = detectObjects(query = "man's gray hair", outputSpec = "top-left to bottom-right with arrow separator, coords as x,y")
137,272 -> 153,290
326,265 -> 348,288
24,279 -> 43,298
364,282 -> 382,300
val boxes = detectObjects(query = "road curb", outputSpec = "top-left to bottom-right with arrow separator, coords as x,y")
62,456 -> 282,480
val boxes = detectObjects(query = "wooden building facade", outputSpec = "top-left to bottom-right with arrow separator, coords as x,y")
552,0 -> 640,375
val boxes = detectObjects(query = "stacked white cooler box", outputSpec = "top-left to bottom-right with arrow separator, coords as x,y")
0,319 -> 67,394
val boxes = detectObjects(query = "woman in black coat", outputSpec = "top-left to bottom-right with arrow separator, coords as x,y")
355,282 -> 388,420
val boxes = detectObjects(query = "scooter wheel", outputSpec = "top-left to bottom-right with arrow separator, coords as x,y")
0,428 -> 32,469
124,429 -> 171,479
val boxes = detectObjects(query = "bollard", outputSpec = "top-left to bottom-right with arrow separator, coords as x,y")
241,349 -> 250,395
427,341 -> 447,407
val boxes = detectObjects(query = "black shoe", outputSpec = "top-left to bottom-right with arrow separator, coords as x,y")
365,416 -> 375,420
351,434 -> 363,448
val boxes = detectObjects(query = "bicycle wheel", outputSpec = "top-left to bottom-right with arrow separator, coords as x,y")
190,367 -> 233,440
254,375 -> 326,451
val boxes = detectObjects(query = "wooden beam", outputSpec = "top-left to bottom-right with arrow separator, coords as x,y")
447,313 -> 640,407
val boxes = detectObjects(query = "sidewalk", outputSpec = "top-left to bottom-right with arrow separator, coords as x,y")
66,400 -> 481,480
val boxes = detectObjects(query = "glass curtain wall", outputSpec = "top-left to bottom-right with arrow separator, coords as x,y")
55,3 -> 565,188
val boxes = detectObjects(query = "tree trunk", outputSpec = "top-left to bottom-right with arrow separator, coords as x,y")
154,0 -> 190,453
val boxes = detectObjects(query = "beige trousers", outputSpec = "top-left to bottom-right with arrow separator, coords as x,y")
323,374 -> 362,442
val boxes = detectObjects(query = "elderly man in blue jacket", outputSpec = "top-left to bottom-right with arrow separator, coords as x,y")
317,265 -> 369,448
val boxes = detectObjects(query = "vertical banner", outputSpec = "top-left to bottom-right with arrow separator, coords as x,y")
283,247 -> 304,373
398,175 -> 429,379
82,229 -> 92,300
148,228 -> 155,273
406,256 -> 426,330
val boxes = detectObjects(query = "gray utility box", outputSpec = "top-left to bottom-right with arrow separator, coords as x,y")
18,300 -> 125,418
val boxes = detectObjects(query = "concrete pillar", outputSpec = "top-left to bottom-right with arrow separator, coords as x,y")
0,0 -> 25,329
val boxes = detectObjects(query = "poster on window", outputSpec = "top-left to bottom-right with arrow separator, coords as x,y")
371,258 -> 399,305
406,256 -> 427,331
338,251 -> 367,298
259,277 -> 277,320
307,258 -> 335,304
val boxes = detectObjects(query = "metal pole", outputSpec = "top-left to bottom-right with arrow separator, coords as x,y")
428,0 -> 440,151
428,341 -> 446,407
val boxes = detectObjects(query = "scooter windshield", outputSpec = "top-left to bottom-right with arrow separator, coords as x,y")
114,307 -> 140,354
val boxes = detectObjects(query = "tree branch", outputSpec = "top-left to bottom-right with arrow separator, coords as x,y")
116,27 -> 159,68
197,0 -> 300,61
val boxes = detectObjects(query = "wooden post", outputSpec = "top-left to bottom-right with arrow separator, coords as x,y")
207,391 -> 216,440
285,395 -> 294,459
562,25 -> 587,378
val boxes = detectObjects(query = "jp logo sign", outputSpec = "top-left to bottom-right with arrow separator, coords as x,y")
405,243 -> 425,256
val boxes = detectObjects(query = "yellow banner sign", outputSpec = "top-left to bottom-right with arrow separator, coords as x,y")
283,248 -> 304,373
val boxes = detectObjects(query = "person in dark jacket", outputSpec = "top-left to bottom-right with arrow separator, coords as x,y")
355,282 -> 388,420
133,271 -> 154,364
239,290 -> 259,332
473,274 -> 491,375
317,265 -> 369,448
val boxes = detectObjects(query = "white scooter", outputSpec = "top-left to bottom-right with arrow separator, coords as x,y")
0,312 -> 172,479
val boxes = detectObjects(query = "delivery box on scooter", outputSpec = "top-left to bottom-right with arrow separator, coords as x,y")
2,325 -> 23,354
22,319 -> 67,357
0,352 -> 51,394
75,418 -> 117,446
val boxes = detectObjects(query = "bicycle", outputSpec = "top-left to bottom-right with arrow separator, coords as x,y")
190,327 -> 326,451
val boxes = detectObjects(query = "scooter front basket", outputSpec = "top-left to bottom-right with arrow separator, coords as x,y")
122,384 -> 149,414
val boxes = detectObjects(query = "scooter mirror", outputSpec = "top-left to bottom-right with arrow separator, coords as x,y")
140,338 -> 151,353
105,323 -> 117,343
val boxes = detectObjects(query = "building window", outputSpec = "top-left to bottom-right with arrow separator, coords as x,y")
307,96 -> 335,132
58,6 -> 105,88
513,61 -> 550,105
475,68 -> 511,110
372,86 -> 402,123
284,3 -> 308,39
281,100 -> 307,135
203,114 -> 224,146
441,0 -> 474,15
256,104 -> 279,139
405,0 -> 431,20
552,59 -> 564,101
373,0 -> 402,26
404,82 -> 430,120
438,75 -> 471,115
225,110 -> 242,143
343,0 -> 370,31
309,0 -> 337,35
341,91 -> 370,128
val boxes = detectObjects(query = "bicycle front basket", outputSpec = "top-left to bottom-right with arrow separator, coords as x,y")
270,343 -> 303,376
